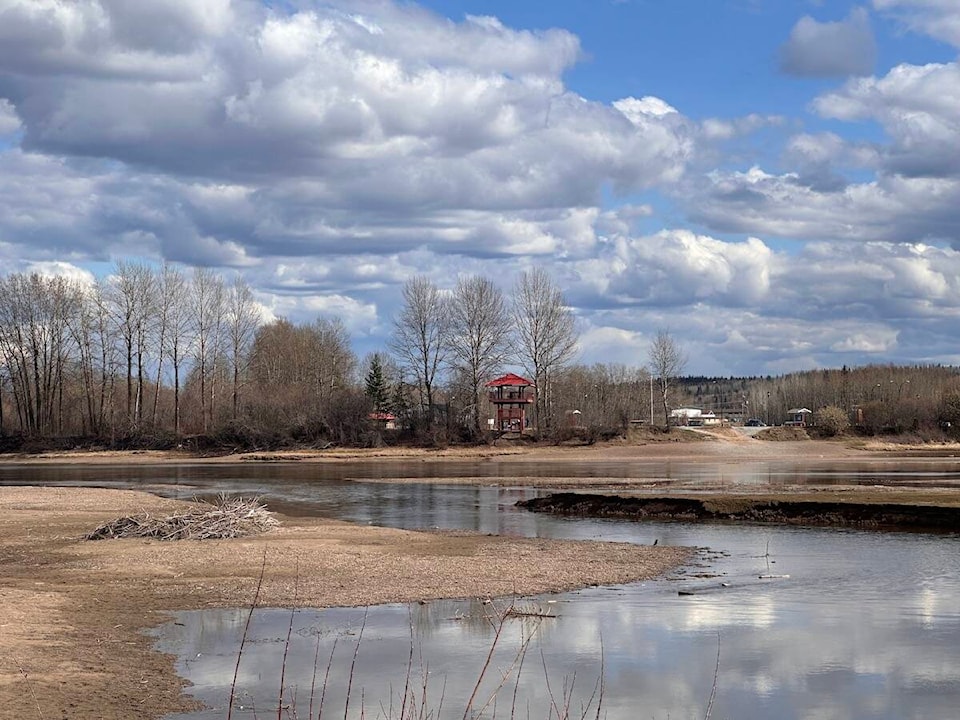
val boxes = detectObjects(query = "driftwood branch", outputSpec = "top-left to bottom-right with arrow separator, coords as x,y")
85,495 -> 278,541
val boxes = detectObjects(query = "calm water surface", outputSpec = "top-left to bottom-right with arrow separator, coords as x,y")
4,461 -> 960,719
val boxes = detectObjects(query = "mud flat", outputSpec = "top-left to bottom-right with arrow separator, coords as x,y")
518,492 -> 960,531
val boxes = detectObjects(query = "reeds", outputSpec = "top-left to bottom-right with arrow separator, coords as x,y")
225,594 -> 601,720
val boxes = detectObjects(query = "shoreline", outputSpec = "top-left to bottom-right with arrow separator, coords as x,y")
4,433 -> 960,466
0,486 -> 691,720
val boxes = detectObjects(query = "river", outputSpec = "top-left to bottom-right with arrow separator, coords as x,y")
3,459 -> 959,719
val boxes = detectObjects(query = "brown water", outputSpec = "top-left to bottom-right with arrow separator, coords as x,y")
4,460 -> 960,719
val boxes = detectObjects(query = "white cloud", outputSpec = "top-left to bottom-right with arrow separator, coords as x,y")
873,0 -> 960,47
690,165 -> 960,245
23,260 -> 96,286
0,98 -> 21,135
780,7 -> 877,78
814,61 -> 960,177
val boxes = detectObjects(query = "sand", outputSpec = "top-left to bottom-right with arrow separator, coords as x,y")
0,486 -> 690,720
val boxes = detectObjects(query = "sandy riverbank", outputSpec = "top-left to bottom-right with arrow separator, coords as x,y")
0,486 -> 690,720
4,431 -> 957,467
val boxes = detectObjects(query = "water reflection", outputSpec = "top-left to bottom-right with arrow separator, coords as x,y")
4,461 -> 960,718
157,518 -> 960,720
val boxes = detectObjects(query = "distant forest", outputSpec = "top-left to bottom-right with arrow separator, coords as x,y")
2,264 -> 960,451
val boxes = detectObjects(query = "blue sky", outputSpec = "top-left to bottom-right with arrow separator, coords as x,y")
1,0 -> 960,376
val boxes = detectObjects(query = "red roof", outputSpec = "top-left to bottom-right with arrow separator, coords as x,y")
368,412 -> 396,421
485,373 -> 535,387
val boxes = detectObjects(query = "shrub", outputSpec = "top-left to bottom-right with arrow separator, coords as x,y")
815,405 -> 850,437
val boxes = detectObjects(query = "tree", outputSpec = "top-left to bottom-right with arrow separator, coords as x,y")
512,268 -> 577,433
364,353 -> 391,414
647,330 -> 687,429
448,276 -> 511,436
225,276 -> 260,420
189,268 -> 225,433
109,261 -> 155,428
67,278 -> 116,436
0,273 -> 75,436
389,277 -> 448,421
160,265 -> 190,435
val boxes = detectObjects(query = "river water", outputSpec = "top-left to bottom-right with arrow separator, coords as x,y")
3,459 -> 960,719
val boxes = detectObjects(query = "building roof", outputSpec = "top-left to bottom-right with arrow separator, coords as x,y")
368,412 -> 396,421
787,408 -> 812,414
485,373 -> 535,387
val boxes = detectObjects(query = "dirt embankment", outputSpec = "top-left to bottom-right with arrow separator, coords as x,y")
0,486 -> 690,720
519,492 -> 960,531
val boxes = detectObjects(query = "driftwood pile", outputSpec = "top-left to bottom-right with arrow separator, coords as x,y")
85,495 -> 278,541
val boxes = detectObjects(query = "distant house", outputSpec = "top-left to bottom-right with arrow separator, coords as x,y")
785,408 -> 812,427
368,412 -> 396,430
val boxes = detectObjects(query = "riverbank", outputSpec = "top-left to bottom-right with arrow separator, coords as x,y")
0,486 -> 690,720
4,431 -> 960,466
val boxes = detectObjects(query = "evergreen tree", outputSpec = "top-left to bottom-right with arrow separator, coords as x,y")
365,353 -> 391,413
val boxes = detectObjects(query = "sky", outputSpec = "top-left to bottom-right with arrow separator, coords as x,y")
1,0 -> 960,376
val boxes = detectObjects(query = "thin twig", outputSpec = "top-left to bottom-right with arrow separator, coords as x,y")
228,550 -> 268,720
343,611 -> 368,720
593,637 -> 605,720
16,661 -> 44,720
277,562 -> 299,720
308,630 -> 323,720
462,601 -> 511,720
317,637 -> 339,720
703,632 -> 721,720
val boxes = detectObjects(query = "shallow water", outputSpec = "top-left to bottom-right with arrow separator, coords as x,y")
4,461 -> 960,719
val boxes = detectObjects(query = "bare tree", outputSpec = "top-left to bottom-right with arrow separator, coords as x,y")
109,261 -> 156,429
389,276 -> 449,421
189,268 -> 225,433
447,276 -> 511,436
512,268 -> 577,433
225,276 -> 261,420
648,329 -> 687,428
67,278 -> 116,436
0,273 -> 74,436
160,266 -> 190,436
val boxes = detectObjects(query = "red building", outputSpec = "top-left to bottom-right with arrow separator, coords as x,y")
486,373 -> 535,432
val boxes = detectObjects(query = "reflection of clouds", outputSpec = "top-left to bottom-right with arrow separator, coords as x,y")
676,595 -> 777,631
155,504 -> 960,720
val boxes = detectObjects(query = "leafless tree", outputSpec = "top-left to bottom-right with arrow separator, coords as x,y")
160,266 -> 190,435
447,276 -> 511,436
389,276 -> 449,420
109,261 -> 156,429
189,267 -> 225,433
67,278 -> 116,436
226,276 -> 261,420
0,273 -> 74,436
648,329 -> 687,428
512,268 -> 577,433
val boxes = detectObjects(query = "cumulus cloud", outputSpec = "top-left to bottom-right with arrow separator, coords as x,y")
0,98 -> 20,135
873,0 -> 960,47
564,232 -> 960,373
2,0 -> 960,376
814,61 -> 960,178
780,7 -> 877,78
0,0 -> 689,205
689,165 -> 960,245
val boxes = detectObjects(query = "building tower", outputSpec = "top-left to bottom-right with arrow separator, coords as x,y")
485,373 -> 535,433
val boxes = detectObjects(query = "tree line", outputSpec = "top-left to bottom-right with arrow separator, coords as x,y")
2,262 -> 958,449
